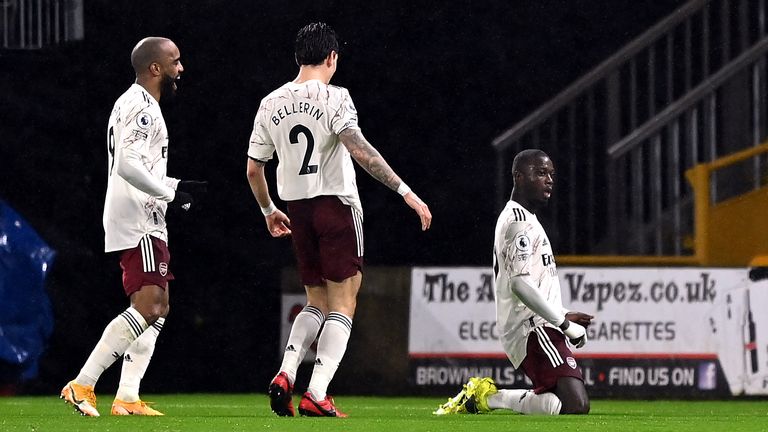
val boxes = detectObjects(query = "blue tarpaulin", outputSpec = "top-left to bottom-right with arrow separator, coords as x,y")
0,200 -> 55,381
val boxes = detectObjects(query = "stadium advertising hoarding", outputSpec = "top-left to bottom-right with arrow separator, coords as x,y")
408,267 -> 768,397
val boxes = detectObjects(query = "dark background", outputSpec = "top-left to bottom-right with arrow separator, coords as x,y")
0,0 -> 684,394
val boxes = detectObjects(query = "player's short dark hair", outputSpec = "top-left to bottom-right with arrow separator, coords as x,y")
131,37 -> 172,75
512,149 -> 549,175
295,22 -> 339,66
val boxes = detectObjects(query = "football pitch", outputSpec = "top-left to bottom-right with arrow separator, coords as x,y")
1,394 -> 765,432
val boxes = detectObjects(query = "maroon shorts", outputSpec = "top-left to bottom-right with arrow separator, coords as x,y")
119,235 -> 175,296
287,196 -> 363,286
520,326 -> 583,393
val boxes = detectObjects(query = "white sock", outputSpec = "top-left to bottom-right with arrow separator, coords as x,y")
279,306 -> 324,384
115,317 -> 164,402
307,312 -> 352,400
488,389 -> 562,415
75,307 -> 148,387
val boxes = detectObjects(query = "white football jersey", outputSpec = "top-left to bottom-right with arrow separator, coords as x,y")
103,84 -> 179,252
248,80 -> 362,214
493,200 -> 564,367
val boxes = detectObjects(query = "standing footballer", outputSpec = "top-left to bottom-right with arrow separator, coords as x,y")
435,149 -> 593,416
247,22 -> 432,417
60,37 -> 206,417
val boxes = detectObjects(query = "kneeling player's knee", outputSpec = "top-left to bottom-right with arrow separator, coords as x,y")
575,397 -> 590,414
560,396 -> 589,415
555,377 -> 589,415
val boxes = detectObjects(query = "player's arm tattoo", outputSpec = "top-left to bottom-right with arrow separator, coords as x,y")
339,128 -> 401,191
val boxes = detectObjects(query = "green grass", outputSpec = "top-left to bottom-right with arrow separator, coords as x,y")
1,394 -> 766,432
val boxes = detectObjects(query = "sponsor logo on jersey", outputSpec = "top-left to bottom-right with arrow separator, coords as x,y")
136,112 -> 153,128
159,262 -> 168,276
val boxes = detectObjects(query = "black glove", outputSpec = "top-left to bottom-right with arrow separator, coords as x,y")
169,190 -> 194,211
169,180 -> 208,212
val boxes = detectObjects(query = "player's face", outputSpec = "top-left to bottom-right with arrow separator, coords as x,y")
520,156 -> 555,206
159,42 -> 184,99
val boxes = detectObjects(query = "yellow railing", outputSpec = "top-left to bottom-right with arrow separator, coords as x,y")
559,141 -> 768,267
557,255 -> 699,266
685,141 -> 768,266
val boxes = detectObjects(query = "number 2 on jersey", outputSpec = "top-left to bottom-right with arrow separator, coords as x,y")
290,124 -> 318,175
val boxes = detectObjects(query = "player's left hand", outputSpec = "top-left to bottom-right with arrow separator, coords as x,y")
559,319 -> 587,348
266,210 -> 291,238
565,311 -> 594,328
174,180 -> 208,211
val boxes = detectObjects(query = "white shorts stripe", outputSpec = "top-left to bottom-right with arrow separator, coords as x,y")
140,236 -> 149,272
148,237 -> 156,270
142,236 -> 150,272
535,327 -> 564,368
140,235 -> 156,273
351,208 -> 364,257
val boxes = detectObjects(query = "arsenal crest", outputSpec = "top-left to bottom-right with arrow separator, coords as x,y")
567,357 -> 577,369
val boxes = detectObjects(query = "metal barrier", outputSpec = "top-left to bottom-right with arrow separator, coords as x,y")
684,141 -> 768,265
606,35 -> 768,257
1,0 -> 83,49
492,0 -> 768,257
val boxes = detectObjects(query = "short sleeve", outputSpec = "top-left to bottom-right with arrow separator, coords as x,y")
247,105 -> 276,161
501,221 -> 534,276
330,88 -> 359,135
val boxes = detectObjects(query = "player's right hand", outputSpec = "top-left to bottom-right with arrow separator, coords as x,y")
559,320 -> 587,348
404,192 -> 432,231
266,210 -> 291,238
